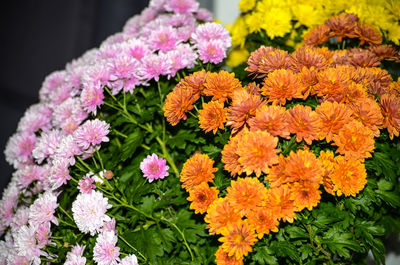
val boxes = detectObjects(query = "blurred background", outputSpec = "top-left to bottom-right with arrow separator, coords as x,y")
0,1 -> 398,264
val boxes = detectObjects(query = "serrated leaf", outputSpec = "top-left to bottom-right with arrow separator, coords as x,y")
270,241 -> 300,261
156,227 -> 176,253
120,130 -> 143,161
285,226 -> 308,239
376,190 -> 400,207
377,179 -> 393,191
323,232 -> 362,258
371,238 -> 385,265
253,246 -> 278,265
202,144 -> 222,158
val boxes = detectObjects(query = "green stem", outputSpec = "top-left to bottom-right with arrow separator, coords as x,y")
113,129 -> 128,138
103,101 -> 123,112
96,150 -> 104,171
157,82 -> 164,106
118,235 -> 149,263
163,218 -> 194,261
58,218 -> 77,228
58,205 -> 74,222
77,156 -> 93,172
156,136 -> 179,178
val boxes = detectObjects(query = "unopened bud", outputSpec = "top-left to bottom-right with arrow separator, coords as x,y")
104,170 -> 114,180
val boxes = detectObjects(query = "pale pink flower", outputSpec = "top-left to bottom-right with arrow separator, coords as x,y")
191,22 -> 231,48
120,254 -> 139,265
49,158 -> 71,190
149,26 -> 180,52
123,15 -> 141,36
0,181 -> 20,228
10,206 -> 30,231
17,103 -> 52,134
32,129 -> 64,164
29,191 -> 59,226
65,244 -> 87,265
124,39 -> 151,61
195,8 -> 213,22
80,85 -> 104,115
39,70 -> 66,102
4,132 -> 36,169
53,97 -> 88,134
93,231 -> 120,265
142,53 -> 171,81
140,7 -> 158,25
108,55 -> 142,94
78,176 -> 96,194
101,218 -> 117,234
169,13 -> 196,27
55,135 -> 82,165
197,39 -> 227,64
69,244 -> 86,257
73,119 -> 110,150
165,43 -> 198,77
140,153 -> 169,183
15,165 -> 44,189
36,222 -> 51,248
13,224 -> 46,265
72,190 -> 112,235
165,0 -> 199,14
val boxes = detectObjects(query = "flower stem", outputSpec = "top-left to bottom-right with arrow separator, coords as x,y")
58,205 -> 74,222
156,136 -> 179,178
96,149 -> 104,171
118,235 -> 149,263
162,218 -> 194,261
77,156 -> 93,172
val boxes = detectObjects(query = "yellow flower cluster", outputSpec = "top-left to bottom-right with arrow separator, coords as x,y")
231,0 -> 400,47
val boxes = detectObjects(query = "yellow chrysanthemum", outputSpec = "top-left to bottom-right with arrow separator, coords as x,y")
261,7 -> 292,39
226,47 -> 250,67
238,0 -> 256,12
229,16 -> 248,47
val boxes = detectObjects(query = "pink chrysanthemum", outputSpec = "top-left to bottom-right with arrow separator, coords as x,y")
165,44 -> 198,77
15,165 -> 44,189
36,222 -> 51,248
149,26 -> 180,52
49,158 -> 71,190
80,85 -> 105,115
65,244 -> 87,265
0,181 -> 20,228
10,206 -> 30,231
53,97 -> 88,133
120,254 -> 139,265
29,191 -> 59,226
165,0 -> 199,14
39,70 -> 66,102
141,53 -> 171,82
191,22 -> 231,48
102,218 -> 117,234
13,224 -> 47,264
140,154 -> 170,183
4,132 -> 36,169
123,38 -> 150,61
108,55 -> 142,94
78,176 -> 96,194
93,231 -> 121,265
32,129 -> 64,164
73,119 -> 110,150
169,13 -> 197,27
72,190 -> 112,235
17,103 -> 52,134
197,39 -> 227,64
195,8 -> 213,21
55,135 -> 82,165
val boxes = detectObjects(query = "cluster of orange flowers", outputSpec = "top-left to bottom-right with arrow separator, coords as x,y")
163,13 -> 400,265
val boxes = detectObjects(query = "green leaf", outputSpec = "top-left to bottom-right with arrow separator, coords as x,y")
120,130 -> 143,161
252,246 -> 279,265
371,238 -> 385,265
376,190 -> 400,208
155,227 -> 176,253
323,232 -> 363,259
270,240 -> 300,261
202,144 -> 222,158
377,179 -> 393,191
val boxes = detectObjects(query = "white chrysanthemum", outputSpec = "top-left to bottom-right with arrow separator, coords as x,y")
93,231 -> 120,265
120,254 -> 139,265
29,191 -> 59,226
72,190 -> 112,235
13,225 -> 45,265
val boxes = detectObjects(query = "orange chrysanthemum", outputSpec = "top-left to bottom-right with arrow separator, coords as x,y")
247,207 -> 279,239
246,46 -> 290,78
298,67 -> 320,97
380,94 -> 400,139
244,82 -> 261,96
325,13 -> 358,42
265,185 -> 296,223
330,156 -> 367,197
266,154 -> 287,188
261,69 -> 303,105
283,150 -> 323,185
219,220 -> 258,260
357,67 -> 393,97
180,69 -> 208,96
180,153 -> 218,191
203,70 -> 242,102
205,198 -> 242,235
226,177 -> 268,216
248,104 -> 290,139
226,94 -> 266,133
289,46 -> 328,72
198,101 -> 227,134
368,45 -> 399,61
236,130 -> 280,177
215,247 -> 244,265
303,24 -> 331,46
287,105 -> 321,145
354,22 -> 382,46
318,150 -> 336,195
348,49 -> 380,68
290,181 -> 321,211
187,182 -> 219,214
333,120 -> 375,160
315,101 -> 353,142
246,46 -> 277,78
315,66 -> 351,98
163,83 -> 200,126
349,98 -> 383,137
221,134 -> 243,177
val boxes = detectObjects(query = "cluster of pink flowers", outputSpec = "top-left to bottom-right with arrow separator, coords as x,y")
0,0 -> 230,263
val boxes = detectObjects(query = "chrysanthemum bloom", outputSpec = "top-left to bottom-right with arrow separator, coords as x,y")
165,44 -> 198,78
4,132 -> 36,168
80,85 -> 104,115
289,46 -> 328,72
357,68 -> 393,97
29,191 -> 59,226
187,182 -> 219,214
219,220 -> 258,260
261,7 -> 292,39
349,98 -> 383,137
14,224 -> 47,264
333,120 -> 375,160
283,150 -> 323,185
78,176 -> 96,194
290,181 -> 321,211
140,153 -> 169,183
236,130 -> 280,177
226,93 -> 265,134
15,165 -> 44,189
368,45 -> 399,61
203,70 -> 242,102
354,22 -> 382,46
198,101 -> 227,134
73,119 -> 110,150
348,49 -> 381,68
221,134 -> 243,177
10,206 -> 30,231
265,185 -> 296,223
180,153 -> 218,191
215,247 -> 243,265
191,22 -> 231,48
149,26 -> 179,52
197,39 -> 227,64
17,103 -> 52,134
261,69 -> 303,105
72,190 -> 112,235
324,13 -> 358,42
205,198 -> 242,235
380,94 -> 400,139
246,46 -> 277,78
65,244 -> 87,265
141,53 -> 171,82
248,104 -> 290,139
179,69 -> 208,96
226,177 -> 268,216
257,49 -> 290,79
247,207 -> 279,239
314,66 -> 351,99
55,135 -> 82,166
93,231 -> 121,265
108,55 -> 143,94
244,82 -> 261,96
32,129 -> 63,164
124,38 -> 150,61
165,0 -> 199,14
315,101 -> 353,142
49,158 -> 71,190
331,156 -> 367,196
318,150 -> 336,195
163,82 -> 200,126
287,105 -> 321,145
303,24 -> 331,46
120,254 -> 139,265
